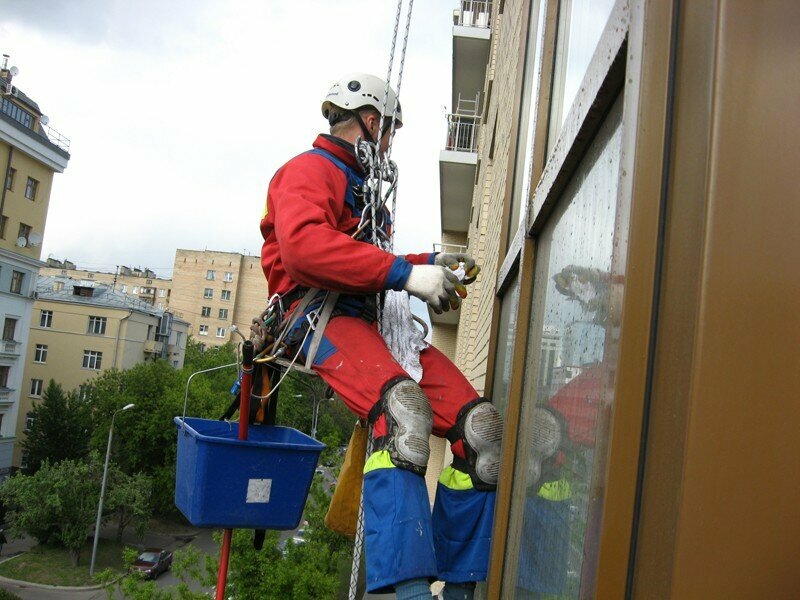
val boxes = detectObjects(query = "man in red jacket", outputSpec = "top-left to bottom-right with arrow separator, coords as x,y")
260,73 -> 503,600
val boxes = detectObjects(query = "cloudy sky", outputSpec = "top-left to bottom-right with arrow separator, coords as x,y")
1,0 -> 456,278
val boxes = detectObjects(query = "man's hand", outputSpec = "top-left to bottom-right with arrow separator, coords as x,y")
403,265 -> 467,313
434,252 -> 481,285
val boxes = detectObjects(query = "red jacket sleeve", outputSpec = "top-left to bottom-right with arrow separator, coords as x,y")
270,153 -> 413,294
403,253 -> 436,266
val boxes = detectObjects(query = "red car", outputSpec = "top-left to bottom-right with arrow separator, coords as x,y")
132,548 -> 173,579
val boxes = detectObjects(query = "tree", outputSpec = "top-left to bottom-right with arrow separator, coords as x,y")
0,456 -> 102,566
22,380 -> 92,473
107,471 -> 153,543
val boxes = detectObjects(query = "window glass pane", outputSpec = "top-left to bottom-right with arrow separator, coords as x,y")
490,274 -> 521,416
504,95 -> 624,599
547,0 -> 616,153
508,0 -> 547,238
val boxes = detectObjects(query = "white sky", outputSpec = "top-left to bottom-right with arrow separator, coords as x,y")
1,0 -> 456,279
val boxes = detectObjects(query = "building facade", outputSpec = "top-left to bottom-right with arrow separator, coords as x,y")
13,277 -> 188,469
432,0 -> 800,598
169,249 -> 267,348
40,260 -> 172,309
0,56 -> 70,478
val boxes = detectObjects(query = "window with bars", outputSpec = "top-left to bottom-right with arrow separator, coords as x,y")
5,168 -> 15,191
87,316 -> 107,335
10,270 -> 24,294
24,177 -> 38,200
34,344 -> 48,363
82,350 -> 103,370
2,318 -> 16,341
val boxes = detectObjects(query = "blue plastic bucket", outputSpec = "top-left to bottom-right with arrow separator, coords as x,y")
174,417 -> 326,529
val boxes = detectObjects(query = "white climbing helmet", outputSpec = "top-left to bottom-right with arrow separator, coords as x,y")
321,73 -> 403,128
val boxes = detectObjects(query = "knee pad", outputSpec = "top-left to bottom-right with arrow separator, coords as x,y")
527,407 -> 563,487
448,399 -> 503,491
369,377 -> 433,476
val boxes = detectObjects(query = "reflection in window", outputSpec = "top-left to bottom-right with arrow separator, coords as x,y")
505,96 -> 624,599
547,0 -> 616,153
491,275 -> 521,416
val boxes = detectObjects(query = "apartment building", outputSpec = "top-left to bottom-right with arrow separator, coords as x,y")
0,55 -> 70,478
432,1 -> 800,598
169,249 -> 267,347
40,259 -> 172,309
13,276 -> 188,468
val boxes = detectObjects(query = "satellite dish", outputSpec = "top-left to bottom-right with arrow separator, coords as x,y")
15,236 -> 27,248
40,115 -> 49,126
28,232 -> 42,247
9,66 -> 18,77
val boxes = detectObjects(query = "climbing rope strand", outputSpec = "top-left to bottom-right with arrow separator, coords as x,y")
386,0 -> 414,251
348,433 -> 374,600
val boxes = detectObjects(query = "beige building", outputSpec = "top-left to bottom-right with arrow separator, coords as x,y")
0,55 -> 70,477
13,276 -> 188,468
431,1 -> 800,598
169,249 -> 268,347
40,259 -> 172,309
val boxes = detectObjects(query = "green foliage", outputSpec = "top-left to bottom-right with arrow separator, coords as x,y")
0,455 -> 103,566
0,590 -> 22,600
22,380 -> 93,474
107,471 -> 153,542
223,480 -> 352,600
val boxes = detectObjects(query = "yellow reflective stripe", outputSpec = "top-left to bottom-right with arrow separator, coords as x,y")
537,478 -> 571,501
438,466 -> 474,491
363,450 -> 395,474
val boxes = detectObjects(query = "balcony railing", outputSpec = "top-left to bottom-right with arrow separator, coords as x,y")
433,243 -> 469,254
0,340 -> 19,356
454,0 -> 493,28
41,123 -> 71,153
445,113 -> 481,153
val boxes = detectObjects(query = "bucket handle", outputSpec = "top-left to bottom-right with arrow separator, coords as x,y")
180,362 -> 240,434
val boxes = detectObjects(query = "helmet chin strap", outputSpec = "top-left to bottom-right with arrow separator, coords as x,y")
352,111 -> 377,144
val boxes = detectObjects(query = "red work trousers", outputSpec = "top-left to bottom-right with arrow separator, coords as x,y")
305,315 -> 478,458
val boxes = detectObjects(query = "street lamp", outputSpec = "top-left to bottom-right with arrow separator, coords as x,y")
89,403 -> 135,576
294,392 -> 320,440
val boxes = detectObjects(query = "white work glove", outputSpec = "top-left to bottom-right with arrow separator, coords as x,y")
434,252 -> 481,285
403,265 -> 465,313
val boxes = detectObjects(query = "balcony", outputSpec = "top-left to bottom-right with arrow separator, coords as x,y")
439,113 -> 480,233
143,340 -> 163,355
452,1 -> 492,115
0,387 -> 12,403
0,340 -> 20,358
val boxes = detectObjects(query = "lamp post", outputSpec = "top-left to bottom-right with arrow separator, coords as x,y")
294,392 -> 320,440
89,403 -> 135,576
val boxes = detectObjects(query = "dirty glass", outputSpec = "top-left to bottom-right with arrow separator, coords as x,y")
547,0 -> 617,153
503,94 -> 625,599
490,273 -> 521,416
508,0 -> 547,241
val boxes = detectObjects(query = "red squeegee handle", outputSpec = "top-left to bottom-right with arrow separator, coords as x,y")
216,340 -> 254,600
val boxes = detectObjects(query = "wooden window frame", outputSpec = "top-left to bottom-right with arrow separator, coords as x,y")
484,0 -> 678,596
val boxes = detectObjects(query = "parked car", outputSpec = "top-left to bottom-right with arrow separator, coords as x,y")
131,548 -> 173,579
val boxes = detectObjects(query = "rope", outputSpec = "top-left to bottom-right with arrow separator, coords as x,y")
348,2 -> 415,597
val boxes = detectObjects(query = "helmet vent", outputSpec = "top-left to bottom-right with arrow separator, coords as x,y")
347,80 -> 361,92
